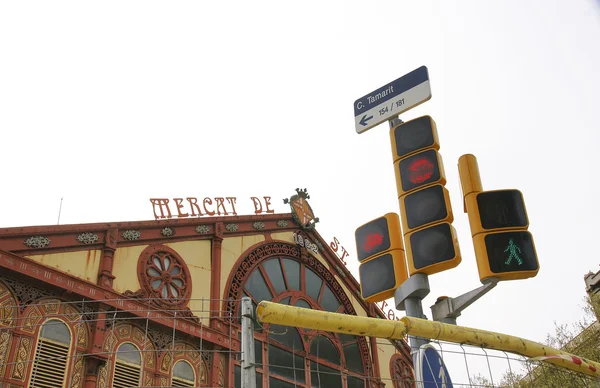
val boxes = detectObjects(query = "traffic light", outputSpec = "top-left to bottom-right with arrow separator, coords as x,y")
355,213 -> 408,303
390,116 -> 461,276
459,155 -> 539,282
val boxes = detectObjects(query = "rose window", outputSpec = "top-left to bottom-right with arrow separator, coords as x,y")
147,252 -> 186,299
391,354 -> 416,388
138,245 -> 192,307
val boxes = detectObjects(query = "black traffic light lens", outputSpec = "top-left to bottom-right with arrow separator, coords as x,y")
359,254 -> 396,299
485,231 -> 538,273
355,217 -> 391,262
393,116 -> 435,158
398,149 -> 441,193
404,185 -> 447,229
410,223 -> 455,269
477,190 -> 528,229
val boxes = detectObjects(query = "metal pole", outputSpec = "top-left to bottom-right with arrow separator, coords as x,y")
240,297 -> 256,388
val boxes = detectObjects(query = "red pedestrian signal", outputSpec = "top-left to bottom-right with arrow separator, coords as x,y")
354,213 -> 408,303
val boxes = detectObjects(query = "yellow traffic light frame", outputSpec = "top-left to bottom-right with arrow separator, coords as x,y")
399,184 -> 454,235
464,189 -> 530,237
473,230 -> 539,281
393,149 -> 447,198
389,115 -> 440,162
358,249 -> 409,303
403,222 -> 461,276
354,212 -> 404,262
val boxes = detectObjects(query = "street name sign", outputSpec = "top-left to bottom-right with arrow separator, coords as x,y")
354,66 -> 432,134
415,344 -> 453,388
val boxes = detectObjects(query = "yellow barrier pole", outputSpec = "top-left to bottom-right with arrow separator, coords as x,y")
402,316 -> 600,378
256,301 -> 406,340
257,301 -> 600,379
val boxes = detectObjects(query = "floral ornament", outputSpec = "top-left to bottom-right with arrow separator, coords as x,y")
146,252 -> 187,301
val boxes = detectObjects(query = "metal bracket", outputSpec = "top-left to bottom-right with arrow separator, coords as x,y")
394,273 -> 430,311
430,278 -> 499,324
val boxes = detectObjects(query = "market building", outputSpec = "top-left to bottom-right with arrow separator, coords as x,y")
0,190 -> 414,387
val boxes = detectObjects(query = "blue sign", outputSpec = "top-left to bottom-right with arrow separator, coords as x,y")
417,344 -> 453,388
354,66 -> 432,134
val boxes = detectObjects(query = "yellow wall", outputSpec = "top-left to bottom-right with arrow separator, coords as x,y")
166,241 -> 211,325
26,250 -> 101,283
378,341 -> 399,386
112,245 -> 147,294
220,234 -> 266,301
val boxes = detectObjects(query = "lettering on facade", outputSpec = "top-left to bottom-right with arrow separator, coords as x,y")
149,196 -> 275,220
292,232 -> 318,255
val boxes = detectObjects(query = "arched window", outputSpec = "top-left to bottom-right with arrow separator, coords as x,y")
172,360 -> 196,387
232,255 -> 369,388
29,319 -> 71,388
113,342 -> 142,388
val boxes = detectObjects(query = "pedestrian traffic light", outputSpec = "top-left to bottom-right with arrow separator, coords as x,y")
358,250 -> 408,303
465,189 -> 529,236
472,231 -> 538,280
390,116 -> 461,277
355,213 -> 403,262
355,213 -> 408,303
459,154 -> 539,282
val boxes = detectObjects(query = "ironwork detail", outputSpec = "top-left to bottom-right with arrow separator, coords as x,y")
225,223 -> 239,232
121,230 -> 141,241
160,227 -> 173,237
276,220 -> 288,227
196,225 -> 211,234
1,277 -> 55,312
76,233 -> 99,244
24,236 -> 51,249
252,221 -> 265,230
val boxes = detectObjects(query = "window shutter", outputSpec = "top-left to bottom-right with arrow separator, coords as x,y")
29,339 -> 69,387
113,361 -> 141,388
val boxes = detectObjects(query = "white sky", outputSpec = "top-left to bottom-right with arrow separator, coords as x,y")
2,0 -> 600,374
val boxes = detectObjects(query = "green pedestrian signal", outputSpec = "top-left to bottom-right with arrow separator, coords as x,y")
504,238 -> 522,265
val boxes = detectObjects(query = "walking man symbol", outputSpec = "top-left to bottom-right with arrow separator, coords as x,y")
504,238 -> 522,265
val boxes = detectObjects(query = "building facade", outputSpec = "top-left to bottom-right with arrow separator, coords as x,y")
0,207 -> 414,387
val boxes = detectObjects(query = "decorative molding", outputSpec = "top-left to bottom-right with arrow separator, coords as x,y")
0,331 -> 11,377
12,336 -> 31,381
148,328 -> 176,350
217,354 -> 225,387
160,227 -> 174,237
225,223 -> 239,232
195,225 -> 211,234
96,363 -> 108,388
252,221 -> 265,230
335,265 -> 346,278
70,353 -> 84,388
121,229 -> 141,241
24,236 -> 51,249
1,276 -> 55,312
276,220 -> 288,228
76,233 -> 99,244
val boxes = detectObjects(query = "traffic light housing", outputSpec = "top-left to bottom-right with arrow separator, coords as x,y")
355,213 -> 408,303
390,116 -> 461,276
459,155 -> 539,282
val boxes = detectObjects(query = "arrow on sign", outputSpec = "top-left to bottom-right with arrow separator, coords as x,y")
359,115 -> 373,127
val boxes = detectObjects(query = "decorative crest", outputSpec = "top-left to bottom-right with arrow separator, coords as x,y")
283,188 -> 319,230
